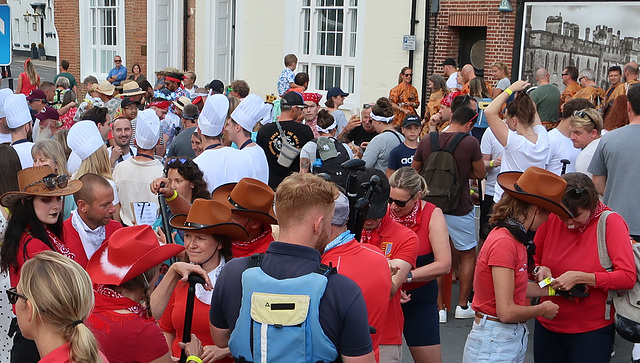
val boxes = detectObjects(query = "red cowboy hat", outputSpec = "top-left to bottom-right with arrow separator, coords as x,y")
169,199 -> 249,240
497,167 -> 573,219
211,178 -> 277,225
86,225 -> 184,286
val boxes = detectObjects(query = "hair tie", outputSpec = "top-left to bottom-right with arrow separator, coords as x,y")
71,320 -> 83,328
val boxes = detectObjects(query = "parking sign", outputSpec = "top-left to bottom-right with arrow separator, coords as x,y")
0,5 -> 11,66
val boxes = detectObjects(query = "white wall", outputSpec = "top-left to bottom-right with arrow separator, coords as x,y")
7,0 -> 58,57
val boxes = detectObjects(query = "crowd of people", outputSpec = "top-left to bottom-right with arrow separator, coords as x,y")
0,51 -> 637,363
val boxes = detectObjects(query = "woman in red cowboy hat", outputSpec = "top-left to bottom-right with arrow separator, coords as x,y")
0,165 -> 82,362
462,167 -> 571,363
85,224 -> 185,363
159,199 -> 248,362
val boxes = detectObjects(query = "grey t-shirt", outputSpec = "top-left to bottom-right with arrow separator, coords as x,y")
495,77 -> 511,91
362,129 -> 405,172
588,124 -> 640,235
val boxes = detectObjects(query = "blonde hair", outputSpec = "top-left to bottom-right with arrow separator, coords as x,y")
76,145 -> 113,181
491,61 -> 509,77
31,140 -> 69,176
389,167 -> 428,196
275,173 -> 338,228
18,251 -> 103,363
25,60 -> 38,85
569,108 -> 602,134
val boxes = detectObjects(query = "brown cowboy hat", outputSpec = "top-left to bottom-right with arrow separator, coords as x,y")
497,167 -> 573,219
211,178 -> 277,225
1,166 -> 82,207
169,199 -> 249,240
87,225 -> 184,286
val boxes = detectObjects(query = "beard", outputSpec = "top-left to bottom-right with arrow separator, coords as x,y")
313,226 -> 331,253
35,125 -> 53,142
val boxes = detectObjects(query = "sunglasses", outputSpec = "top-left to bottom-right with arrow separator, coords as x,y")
114,59 -> 122,63
388,194 -> 415,208
403,73 -> 413,77
6,287 -> 27,305
363,104 -> 372,109
566,187 -> 586,199
561,73 -> 569,76
573,110 -> 597,127
167,158 -> 188,165
24,173 -> 69,191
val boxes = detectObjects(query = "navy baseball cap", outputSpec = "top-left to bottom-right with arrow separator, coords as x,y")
326,87 -> 349,100
402,114 -> 421,128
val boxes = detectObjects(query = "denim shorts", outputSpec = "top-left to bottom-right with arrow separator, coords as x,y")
462,315 -> 528,363
444,209 -> 477,251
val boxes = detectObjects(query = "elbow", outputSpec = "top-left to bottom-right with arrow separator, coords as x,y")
495,305 -> 517,324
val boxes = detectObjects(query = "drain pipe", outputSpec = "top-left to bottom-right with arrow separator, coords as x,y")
408,0 -> 418,70
183,0 -> 189,70
420,0 -> 431,118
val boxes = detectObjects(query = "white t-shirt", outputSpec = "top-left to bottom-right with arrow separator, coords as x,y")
241,144 -> 269,185
11,141 -> 34,169
546,128 -> 580,176
494,125 -> 549,202
112,157 -> 164,226
300,137 -> 354,173
194,146 -> 257,194
480,128 -> 504,197
108,145 -> 137,166
575,138 -> 601,179
0,132 -> 11,144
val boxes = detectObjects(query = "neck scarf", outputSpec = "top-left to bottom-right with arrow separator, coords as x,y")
195,257 -> 226,305
493,218 -> 536,273
324,231 -> 355,253
93,285 -> 151,320
578,201 -> 607,234
389,200 -> 420,230
359,217 -> 384,245
39,228 -> 75,260
70,210 -> 106,260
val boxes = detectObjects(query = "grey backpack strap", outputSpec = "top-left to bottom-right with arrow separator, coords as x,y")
596,210 -> 614,320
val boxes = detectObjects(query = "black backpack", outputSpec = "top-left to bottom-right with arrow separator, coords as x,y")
312,138 -> 351,189
420,132 -> 468,213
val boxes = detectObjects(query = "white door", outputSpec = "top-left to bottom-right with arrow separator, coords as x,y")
147,0 -> 182,80
213,0 -> 234,83
155,0 -> 171,71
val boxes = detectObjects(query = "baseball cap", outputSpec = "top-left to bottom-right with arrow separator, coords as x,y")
182,104 -> 199,120
207,80 -> 225,94
326,87 -> 349,100
35,106 -> 60,121
26,89 -> 47,102
281,92 -> 306,107
120,97 -> 140,108
402,114 -> 421,128
441,58 -> 457,67
331,192 -> 350,226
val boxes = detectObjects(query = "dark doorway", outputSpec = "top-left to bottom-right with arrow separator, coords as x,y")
458,27 -> 487,77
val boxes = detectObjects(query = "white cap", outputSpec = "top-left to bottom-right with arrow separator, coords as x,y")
231,94 -> 269,132
0,89 -> 14,118
198,94 -> 229,137
68,121 -> 104,160
135,109 -> 161,150
5,94 -> 31,129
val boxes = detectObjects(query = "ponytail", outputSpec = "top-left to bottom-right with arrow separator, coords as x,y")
68,323 -> 104,363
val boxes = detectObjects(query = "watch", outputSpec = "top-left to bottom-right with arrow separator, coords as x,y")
533,266 -> 540,275
406,271 -> 413,284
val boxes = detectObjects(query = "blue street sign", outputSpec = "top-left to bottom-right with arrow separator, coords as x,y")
0,5 -> 11,66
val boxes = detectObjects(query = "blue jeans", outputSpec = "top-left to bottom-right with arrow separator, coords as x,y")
463,315 -> 528,363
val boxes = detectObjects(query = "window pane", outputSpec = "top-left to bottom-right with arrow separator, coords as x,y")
327,33 -> 335,56
303,0 -> 310,6
317,66 -> 325,90
347,67 -> 354,93
349,0 -> 358,6
336,9 -> 343,31
336,0 -> 344,5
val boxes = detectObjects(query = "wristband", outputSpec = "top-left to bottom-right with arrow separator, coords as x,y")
406,271 -> 413,284
504,88 -> 514,96
166,189 -> 178,202
548,286 -> 556,296
186,356 -> 203,363
489,160 -> 494,168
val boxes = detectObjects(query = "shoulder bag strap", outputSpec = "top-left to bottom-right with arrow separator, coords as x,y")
444,132 -> 469,154
382,129 -> 402,143
429,132 -> 441,153
596,210 -> 615,320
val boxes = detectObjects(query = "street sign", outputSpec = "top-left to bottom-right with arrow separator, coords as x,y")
403,35 -> 416,51
499,0 -> 514,12
0,5 -> 10,66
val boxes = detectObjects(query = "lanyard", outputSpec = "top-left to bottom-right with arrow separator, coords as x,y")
136,153 -> 155,161
11,139 -> 29,146
239,139 -> 253,150
205,143 -> 222,150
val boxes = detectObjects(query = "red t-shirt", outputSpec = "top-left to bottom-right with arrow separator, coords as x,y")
39,342 -> 109,363
62,218 -> 123,268
19,72 -> 39,96
231,226 -> 274,258
322,239 -> 391,362
363,215 -> 418,345
398,202 -> 436,291
159,282 -> 233,362
471,227 -> 529,318
11,231 -> 57,287
533,212 -> 636,333
88,311 -> 169,363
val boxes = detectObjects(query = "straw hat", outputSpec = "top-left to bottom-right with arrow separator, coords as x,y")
497,167 -> 573,219
212,178 -> 277,225
169,199 -> 249,240
86,225 -> 184,286
96,81 -> 115,96
122,81 -> 145,96
1,166 -> 82,207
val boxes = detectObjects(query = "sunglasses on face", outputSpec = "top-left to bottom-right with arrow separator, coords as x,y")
388,194 -> 415,208
403,73 -> 413,77
114,59 -> 122,63
6,287 -> 27,305
24,173 -> 69,191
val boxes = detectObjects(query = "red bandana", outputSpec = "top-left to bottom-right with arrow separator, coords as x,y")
578,201 -> 608,234
389,201 -> 420,230
93,285 -> 151,320
148,100 -> 171,110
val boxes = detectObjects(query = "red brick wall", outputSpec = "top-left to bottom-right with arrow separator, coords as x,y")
428,0 -> 517,82
54,0 -> 80,86
185,0 -> 196,72
125,0 -> 147,75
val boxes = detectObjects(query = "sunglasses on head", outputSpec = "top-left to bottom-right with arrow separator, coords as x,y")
388,194 -> 415,208
566,187 -> 586,199
167,158 -> 188,166
6,287 -> 27,305
24,173 -> 69,191
363,104 -> 372,109
573,110 -> 597,127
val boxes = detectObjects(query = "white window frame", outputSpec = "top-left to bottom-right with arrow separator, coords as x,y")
79,0 -> 126,81
284,0 -> 365,110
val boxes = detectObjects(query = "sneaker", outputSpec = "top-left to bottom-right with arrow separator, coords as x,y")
439,309 -> 447,324
455,305 -> 475,319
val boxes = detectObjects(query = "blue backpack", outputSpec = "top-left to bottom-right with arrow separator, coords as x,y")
228,254 -> 338,363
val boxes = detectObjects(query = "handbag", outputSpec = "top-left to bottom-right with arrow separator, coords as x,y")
275,119 -> 301,168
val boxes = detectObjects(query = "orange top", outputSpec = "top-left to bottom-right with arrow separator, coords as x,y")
389,82 -> 420,127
